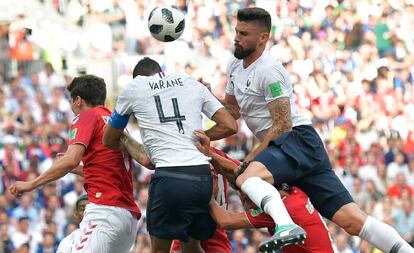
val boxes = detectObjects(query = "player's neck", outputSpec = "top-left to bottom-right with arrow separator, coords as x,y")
242,47 -> 265,69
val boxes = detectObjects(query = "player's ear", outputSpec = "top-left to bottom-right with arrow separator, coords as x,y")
259,32 -> 269,46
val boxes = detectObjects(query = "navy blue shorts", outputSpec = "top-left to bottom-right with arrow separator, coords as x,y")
254,125 -> 353,220
146,165 -> 216,242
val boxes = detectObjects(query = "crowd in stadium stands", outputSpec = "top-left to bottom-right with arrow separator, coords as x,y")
0,0 -> 414,252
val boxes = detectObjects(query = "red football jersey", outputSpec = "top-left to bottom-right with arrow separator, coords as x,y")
246,187 -> 334,253
170,147 -> 238,253
69,106 -> 141,219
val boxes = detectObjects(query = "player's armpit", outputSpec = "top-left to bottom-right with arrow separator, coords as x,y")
71,164 -> 84,177
209,200 -> 253,230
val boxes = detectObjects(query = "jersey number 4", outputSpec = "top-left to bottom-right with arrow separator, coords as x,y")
154,96 -> 186,134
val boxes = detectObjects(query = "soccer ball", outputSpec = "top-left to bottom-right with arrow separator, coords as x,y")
148,5 -> 185,42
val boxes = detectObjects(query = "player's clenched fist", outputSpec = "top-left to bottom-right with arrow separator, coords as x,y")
9,181 -> 34,197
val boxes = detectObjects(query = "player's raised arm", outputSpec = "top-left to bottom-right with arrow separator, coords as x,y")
103,82 -> 134,150
102,111 -> 129,151
120,133 -> 155,170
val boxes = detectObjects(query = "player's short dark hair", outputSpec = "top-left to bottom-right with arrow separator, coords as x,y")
133,57 -> 162,78
76,194 -> 88,210
67,75 -> 106,106
237,7 -> 271,33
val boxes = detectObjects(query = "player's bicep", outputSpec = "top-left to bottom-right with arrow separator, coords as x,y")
102,123 -> 124,150
268,97 -> 292,131
64,144 -> 86,167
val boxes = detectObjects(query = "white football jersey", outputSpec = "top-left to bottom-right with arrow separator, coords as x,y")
115,72 -> 223,167
226,51 -> 311,141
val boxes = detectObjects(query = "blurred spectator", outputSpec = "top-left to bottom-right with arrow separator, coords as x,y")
334,232 -> 353,253
388,172 -> 414,199
0,21 -> 10,84
230,230 -> 248,253
392,197 -> 414,246
0,222 -> 13,252
387,151 -> 410,184
35,231 -> 57,253
11,193 -> 38,226
11,216 -> 30,250
0,135 -> 23,179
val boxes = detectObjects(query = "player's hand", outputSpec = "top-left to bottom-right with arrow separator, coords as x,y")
9,181 -> 35,197
198,78 -> 211,92
55,152 -> 65,160
194,130 -> 211,156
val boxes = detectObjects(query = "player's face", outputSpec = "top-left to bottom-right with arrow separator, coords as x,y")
234,21 -> 260,59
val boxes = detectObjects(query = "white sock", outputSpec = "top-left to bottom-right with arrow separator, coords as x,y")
359,216 -> 414,253
241,177 -> 294,226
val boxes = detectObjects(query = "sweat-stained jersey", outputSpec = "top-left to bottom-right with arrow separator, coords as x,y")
69,106 -> 140,218
246,187 -> 334,253
170,147 -> 239,253
115,72 -> 223,167
225,52 -> 311,142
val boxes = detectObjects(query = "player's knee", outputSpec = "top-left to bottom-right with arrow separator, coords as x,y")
235,172 -> 248,188
333,203 -> 366,235
338,212 -> 365,235
342,219 -> 364,235
236,161 -> 274,189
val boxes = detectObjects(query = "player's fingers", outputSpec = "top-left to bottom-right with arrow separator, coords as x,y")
9,185 -> 16,196
194,130 -> 207,139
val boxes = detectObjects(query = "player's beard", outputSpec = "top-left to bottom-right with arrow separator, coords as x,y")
234,44 -> 255,59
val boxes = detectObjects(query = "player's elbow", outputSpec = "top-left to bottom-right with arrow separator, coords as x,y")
225,119 -> 238,136
140,157 -> 155,170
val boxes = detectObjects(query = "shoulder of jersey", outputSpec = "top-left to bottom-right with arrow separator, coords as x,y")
227,55 -> 240,68
259,52 -> 280,69
72,114 -> 80,125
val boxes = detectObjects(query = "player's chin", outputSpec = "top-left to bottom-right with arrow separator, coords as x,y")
234,48 -> 245,59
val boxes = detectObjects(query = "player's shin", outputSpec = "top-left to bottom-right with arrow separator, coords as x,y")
359,215 -> 414,253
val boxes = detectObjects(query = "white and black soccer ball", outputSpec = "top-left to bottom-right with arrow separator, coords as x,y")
148,5 -> 185,42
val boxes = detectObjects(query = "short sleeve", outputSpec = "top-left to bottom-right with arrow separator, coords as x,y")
200,84 -> 224,119
115,85 -> 134,116
69,111 -> 98,148
259,65 -> 292,103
